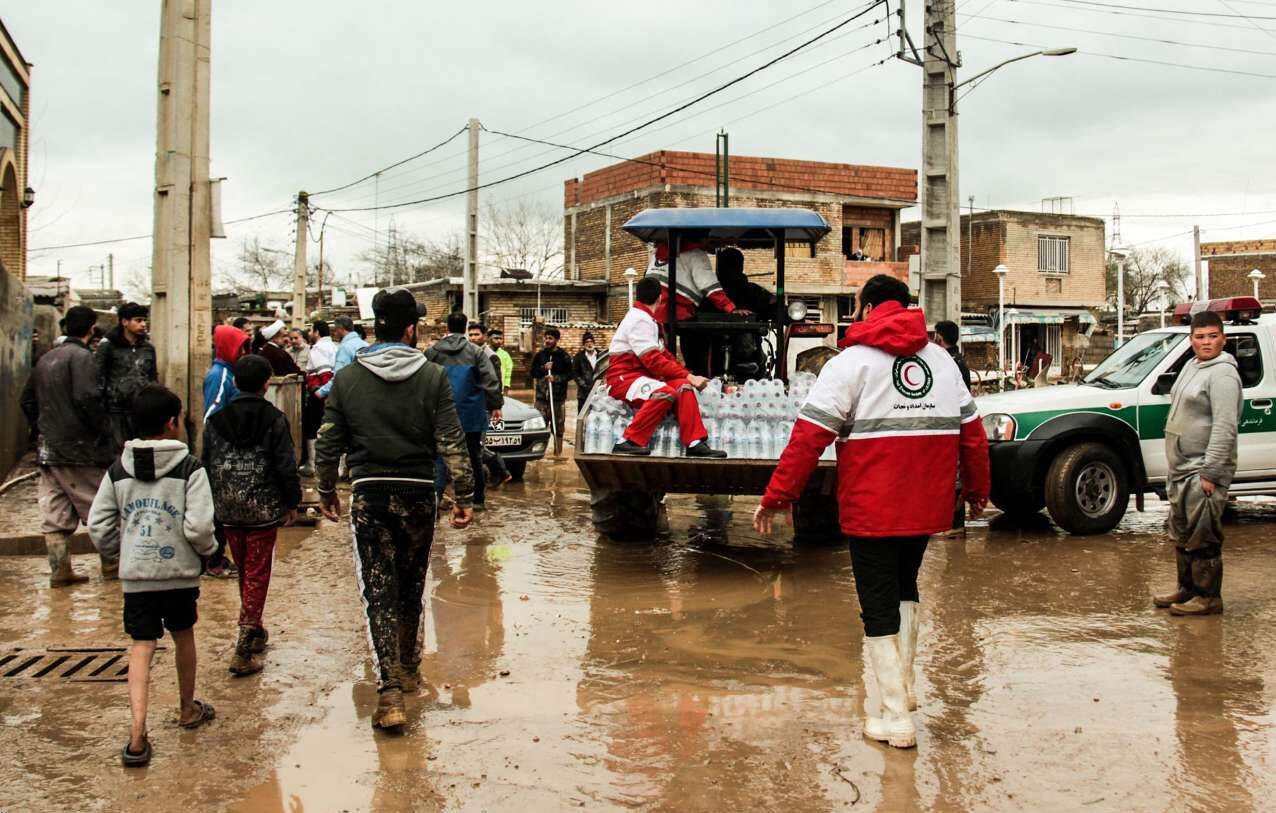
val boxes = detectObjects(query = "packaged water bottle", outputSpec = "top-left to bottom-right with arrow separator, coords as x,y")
585,411 -> 606,453
743,419 -> 762,459
612,414 -> 628,448
772,422 -> 790,458
705,416 -> 720,450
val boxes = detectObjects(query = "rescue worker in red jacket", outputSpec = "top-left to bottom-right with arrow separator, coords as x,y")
606,276 -> 727,458
753,274 -> 990,750
645,241 -> 750,377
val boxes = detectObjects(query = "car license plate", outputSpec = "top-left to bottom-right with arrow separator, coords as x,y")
485,434 -> 522,448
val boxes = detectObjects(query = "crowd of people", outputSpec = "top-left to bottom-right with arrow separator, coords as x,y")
18,277 -> 1239,764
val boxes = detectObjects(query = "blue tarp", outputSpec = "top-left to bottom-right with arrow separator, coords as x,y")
621,207 -> 831,247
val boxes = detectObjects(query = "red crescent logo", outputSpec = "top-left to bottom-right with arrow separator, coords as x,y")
903,365 -> 920,387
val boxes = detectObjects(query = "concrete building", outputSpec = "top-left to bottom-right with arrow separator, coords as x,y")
904,210 -> 1106,372
563,150 -> 917,325
1200,239 -> 1276,301
0,18 -> 30,478
0,19 -> 29,281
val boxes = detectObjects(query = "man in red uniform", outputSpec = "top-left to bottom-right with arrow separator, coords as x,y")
753,274 -> 990,750
646,241 -> 750,377
607,277 -> 726,458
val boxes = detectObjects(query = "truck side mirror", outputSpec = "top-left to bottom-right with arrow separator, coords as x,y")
1152,372 -> 1177,395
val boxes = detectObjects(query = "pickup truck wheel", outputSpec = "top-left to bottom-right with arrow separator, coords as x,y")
1044,442 -> 1129,535
505,461 -> 526,482
590,487 -> 661,541
991,493 -> 1045,522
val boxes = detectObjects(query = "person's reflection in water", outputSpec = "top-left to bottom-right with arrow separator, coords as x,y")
422,542 -> 505,708
346,680 -> 443,812
1168,617 -> 1261,812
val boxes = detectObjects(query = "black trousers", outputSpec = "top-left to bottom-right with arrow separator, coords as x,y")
351,484 -> 436,690
847,535 -> 930,637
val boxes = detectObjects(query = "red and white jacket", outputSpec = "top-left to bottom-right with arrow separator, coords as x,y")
762,301 -> 990,537
646,248 -> 737,322
606,302 -> 690,401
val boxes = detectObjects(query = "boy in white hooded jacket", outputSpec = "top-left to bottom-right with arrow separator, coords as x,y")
89,385 -> 219,767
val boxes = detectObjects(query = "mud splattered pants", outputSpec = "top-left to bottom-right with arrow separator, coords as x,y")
225,526 -> 277,629
847,535 -> 930,637
351,483 -> 436,691
1167,474 -> 1226,598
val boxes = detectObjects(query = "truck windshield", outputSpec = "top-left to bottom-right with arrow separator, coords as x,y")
1082,332 -> 1186,389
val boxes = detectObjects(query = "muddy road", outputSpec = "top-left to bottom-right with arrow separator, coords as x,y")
1,455 -> 1274,812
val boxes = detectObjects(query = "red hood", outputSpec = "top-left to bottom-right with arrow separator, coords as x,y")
838,301 -> 929,356
213,324 -> 248,364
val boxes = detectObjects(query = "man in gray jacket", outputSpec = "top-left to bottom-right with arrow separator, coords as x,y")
1154,310 -> 1242,616
20,305 -> 116,586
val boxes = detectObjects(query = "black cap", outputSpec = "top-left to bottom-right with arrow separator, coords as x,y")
372,287 -> 426,335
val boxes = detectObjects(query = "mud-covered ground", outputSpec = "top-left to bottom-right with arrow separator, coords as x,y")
1,453 -> 1274,812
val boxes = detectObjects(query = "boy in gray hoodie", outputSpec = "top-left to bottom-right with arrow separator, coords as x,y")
88,385 -> 219,766
1154,310 -> 1242,616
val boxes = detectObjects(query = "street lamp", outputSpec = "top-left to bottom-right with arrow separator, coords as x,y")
1109,246 -> 1130,348
1006,307 -> 1020,388
951,47 -> 1077,110
1249,268 -> 1265,300
624,267 -> 638,307
1155,279 -> 1171,328
993,264 -> 1009,385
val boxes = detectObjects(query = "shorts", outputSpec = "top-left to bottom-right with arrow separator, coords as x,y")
123,588 -> 200,641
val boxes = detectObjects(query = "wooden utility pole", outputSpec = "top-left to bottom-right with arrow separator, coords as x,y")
919,0 -> 961,325
463,118 -> 480,318
292,191 -> 309,327
151,0 -> 213,445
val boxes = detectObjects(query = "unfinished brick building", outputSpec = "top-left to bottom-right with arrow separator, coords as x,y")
1201,239 -> 1276,301
0,19 -> 30,280
563,150 -> 916,324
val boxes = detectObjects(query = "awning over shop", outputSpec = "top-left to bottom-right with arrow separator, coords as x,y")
992,308 -> 1097,328
960,325 -> 998,343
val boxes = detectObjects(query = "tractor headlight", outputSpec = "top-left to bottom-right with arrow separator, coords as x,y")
982,413 -> 1017,442
523,416 -> 547,431
787,300 -> 808,322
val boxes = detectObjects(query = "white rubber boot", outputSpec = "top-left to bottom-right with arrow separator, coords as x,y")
299,440 -> 316,476
898,601 -> 920,711
863,635 -> 917,749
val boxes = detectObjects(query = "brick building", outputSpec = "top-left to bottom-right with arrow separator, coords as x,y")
0,19 -> 31,280
1200,239 -> 1276,301
563,150 -> 916,325
904,210 -> 1106,371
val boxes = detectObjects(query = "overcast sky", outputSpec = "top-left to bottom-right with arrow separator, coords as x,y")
10,0 -> 1276,297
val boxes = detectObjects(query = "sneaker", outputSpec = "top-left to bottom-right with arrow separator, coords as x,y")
249,627 -> 270,654
205,562 -> 238,580
611,440 -> 651,456
685,442 -> 727,459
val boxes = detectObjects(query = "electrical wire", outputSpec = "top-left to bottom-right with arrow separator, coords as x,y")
1217,0 -> 1276,40
961,32 -> 1276,77
961,13 -> 1276,55
307,125 -> 468,198
1049,0 -> 1276,18
28,208 -> 296,253
1005,0 -> 1276,32
319,1 -> 887,214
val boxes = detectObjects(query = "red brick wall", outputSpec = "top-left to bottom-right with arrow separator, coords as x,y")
1206,253 -> 1276,299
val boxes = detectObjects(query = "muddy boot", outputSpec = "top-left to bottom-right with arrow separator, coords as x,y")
400,662 -> 422,693
249,627 -> 270,654
553,435 -> 564,458
898,602 -> 920,711
863,635 -> 916,749
1171,555 -> 1223,616
299,440 -> 317,477
100,555 -> 119,582
46,533 -> 88,587
373,687 -> 407,729
228,626 -> 264,676
1153,548 -> 1194,608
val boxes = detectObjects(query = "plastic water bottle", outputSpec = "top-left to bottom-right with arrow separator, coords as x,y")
772,422 -> 790,458
585,411 -> 607,453
611,414 -> 628,447
743,419 -> 762,459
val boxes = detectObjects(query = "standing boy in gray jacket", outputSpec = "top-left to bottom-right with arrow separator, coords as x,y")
88,385 -> 220,766
1154,310 -> 1242,616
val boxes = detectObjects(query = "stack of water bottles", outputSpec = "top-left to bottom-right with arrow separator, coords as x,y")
582,372 -> 835,460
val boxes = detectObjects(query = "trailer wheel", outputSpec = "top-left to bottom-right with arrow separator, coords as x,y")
792,491 -> 841,546
591,487 -> 662,541
1044,442 -> 1129,535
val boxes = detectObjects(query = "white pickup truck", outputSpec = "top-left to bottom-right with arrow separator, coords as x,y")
976,297 -> 1275,534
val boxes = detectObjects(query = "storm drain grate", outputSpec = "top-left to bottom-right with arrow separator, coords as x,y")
1,648 -> 165,682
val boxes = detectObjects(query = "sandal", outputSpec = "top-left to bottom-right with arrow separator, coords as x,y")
121,736 -> 152,767
179,699 -> 216,730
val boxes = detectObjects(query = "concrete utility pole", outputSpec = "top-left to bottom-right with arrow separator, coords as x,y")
151,0 -> 213,445
919,0 -> 961,325
293,191 -> 309,328
463,117 -> 480,319
107,253 -> 114,290
1193,224 -> 1203,298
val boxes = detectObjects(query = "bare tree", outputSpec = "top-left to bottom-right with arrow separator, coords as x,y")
230,236 -> 292,292
482,200 -> 564,280
359,227 -> 464,287
1106,246 -> 1191,314
121,266 -> 152,304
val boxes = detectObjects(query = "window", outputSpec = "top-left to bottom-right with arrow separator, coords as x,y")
1167,334 -> 1264,388
843,226 -> 886,261
519,307 -> 569,327
1038,235 -> 1070,274
0,53 -> 23,113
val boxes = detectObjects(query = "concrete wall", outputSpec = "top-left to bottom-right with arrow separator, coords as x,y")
0,265 -> 33,478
